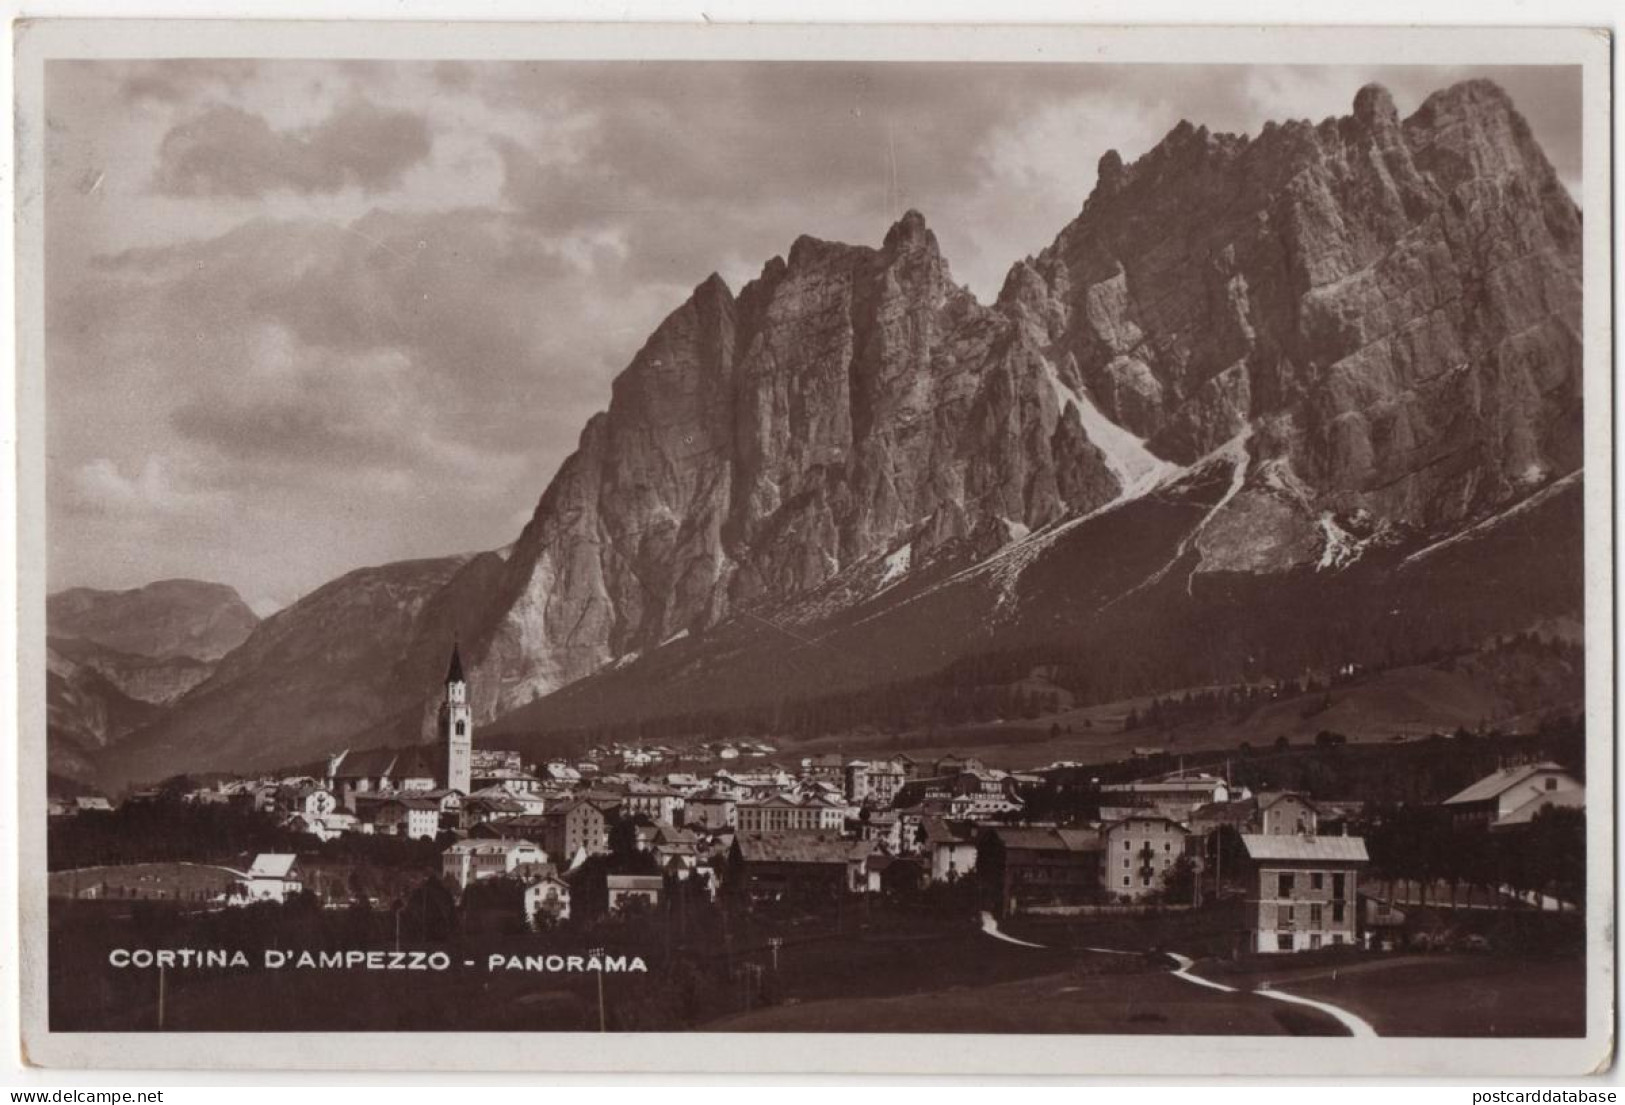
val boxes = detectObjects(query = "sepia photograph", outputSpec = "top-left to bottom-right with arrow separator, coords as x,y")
11,18 -> 1613,1077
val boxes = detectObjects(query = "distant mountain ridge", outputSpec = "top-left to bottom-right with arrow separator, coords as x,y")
48,579 -> 259,662
91,79 -> 1585,787
46,579 -> 259,781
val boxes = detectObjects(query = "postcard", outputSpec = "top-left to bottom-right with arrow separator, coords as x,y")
13,18 -> 1613,1075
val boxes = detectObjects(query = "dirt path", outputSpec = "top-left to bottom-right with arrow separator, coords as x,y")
1254,986 -> 1378,1037
979,911 -> 1047,948
981,914 -> 1379,1036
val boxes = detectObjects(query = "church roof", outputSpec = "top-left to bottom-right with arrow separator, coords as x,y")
446,644 -> 466,684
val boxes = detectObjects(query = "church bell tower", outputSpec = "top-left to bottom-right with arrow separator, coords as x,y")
441,644 -> 473,795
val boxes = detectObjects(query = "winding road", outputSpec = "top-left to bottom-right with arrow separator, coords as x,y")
978,911 -> 1379,1037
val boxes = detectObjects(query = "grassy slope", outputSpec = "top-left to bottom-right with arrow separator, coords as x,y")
705,961 -> 1340,1035
488,471 -> 1582,763
1262,956 -> 1585,1038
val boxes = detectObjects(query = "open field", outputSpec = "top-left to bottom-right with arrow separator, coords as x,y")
706,958 -> 1341,1035
1249,955 -> 1586,1038
48,861 -> 242,900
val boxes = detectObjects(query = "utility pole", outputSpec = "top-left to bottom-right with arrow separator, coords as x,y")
157,964 -> 166,1030
590,947 -> 607,1032
768,936 -> 782,974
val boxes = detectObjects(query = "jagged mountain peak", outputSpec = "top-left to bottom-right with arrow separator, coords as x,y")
101,79 -> 1583,785
1352,81 -> 1400,129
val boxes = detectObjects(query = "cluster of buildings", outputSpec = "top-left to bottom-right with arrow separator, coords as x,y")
58,646 -> 1586,956
131,650 -> 1048,930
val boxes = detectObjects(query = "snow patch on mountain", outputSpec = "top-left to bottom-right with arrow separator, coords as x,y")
879,543 -> 913,588
1043,358 -> 1176,498
1317,514 -> 1360,571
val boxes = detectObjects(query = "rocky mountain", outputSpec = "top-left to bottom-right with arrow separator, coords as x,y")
46,579 -> 259,781
472,79 -> 1580,718
98,552 -> 511,787
47,645 -> 166,780
48,579 -> 260,662
94,79 -> 1585,786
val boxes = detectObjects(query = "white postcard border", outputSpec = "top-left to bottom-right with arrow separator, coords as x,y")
11,18 -> 1614,1076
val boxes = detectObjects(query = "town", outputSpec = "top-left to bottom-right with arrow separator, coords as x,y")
46,646 -> 1587,1036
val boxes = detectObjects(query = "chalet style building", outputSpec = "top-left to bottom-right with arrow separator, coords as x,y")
1103,814 -> 1191,899
1442,762 -> 1584,832
981,826 -> 1103,916
1240,833 -> 1368,952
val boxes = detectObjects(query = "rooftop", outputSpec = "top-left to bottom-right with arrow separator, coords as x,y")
1443,762 -> 1571,805
1240,834 -> 1369,863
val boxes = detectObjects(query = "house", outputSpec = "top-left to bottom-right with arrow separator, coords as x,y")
236,854 -> 303,903
73,796 -> 113,814
1240,833 -> 1368,952
1357,890 -> 1407,950
1442,762 -> 1584,831
1102,815 -> 1191,900
370,796 -> 445,840
533,761 -> 577,785
891,772 -> 1022,818
933,754 -> 984,776
606,874 -> 663,913
536,799 -> 610,858
731,832 -> 859,902
459,794 -> 529,829
682,789 -> 737,831
471,769 -> 544,795
852,809 -> 903,853
864,853 -> 926,894
920,817 -> 979,883
279,784 -> 337,819
1099,771 -> 1231,823
1188,800 -> 1256,840
649,823 -> 700,876
1252,791 -> 1320,836
981,827 -> 1102,915
286,812 -> 354,841
844,759 -> 906,805
442,839 -> 549,888
524,874 -> 572,927
622,781 -> 686,824
471,748 -> 524,774
467,782 -> 547,815
802,752 -> 845,783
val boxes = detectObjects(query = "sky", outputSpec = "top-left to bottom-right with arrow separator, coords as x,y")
42,61 -> 1581,616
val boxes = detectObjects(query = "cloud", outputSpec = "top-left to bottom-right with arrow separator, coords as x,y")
110,60 -> 260,104
67,455 -> 223,519
43,59 -> 1584,606
154,98 -> 433,197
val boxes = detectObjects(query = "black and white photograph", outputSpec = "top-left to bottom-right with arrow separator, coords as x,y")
11,18 -> 1613,1077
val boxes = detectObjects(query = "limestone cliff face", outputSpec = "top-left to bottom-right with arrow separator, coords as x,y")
466,80 -> 1581,718
96,79 -> 1585,783
1020,81 -> 1580,535
471,212 -> 1121,714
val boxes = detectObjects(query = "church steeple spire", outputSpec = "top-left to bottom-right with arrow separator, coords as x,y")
441,641 -> 472,795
